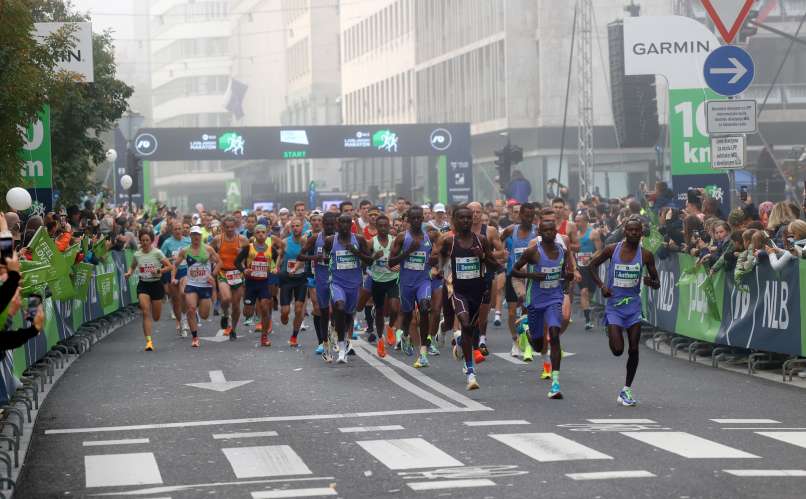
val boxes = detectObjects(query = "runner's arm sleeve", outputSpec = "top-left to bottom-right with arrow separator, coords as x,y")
235,246 -> 249,272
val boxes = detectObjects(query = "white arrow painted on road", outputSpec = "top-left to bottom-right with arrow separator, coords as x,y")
185,370 -> 253,392
709,57 -> 748,84
200,328 -> 230,343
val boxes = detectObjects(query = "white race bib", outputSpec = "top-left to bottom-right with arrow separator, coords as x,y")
403,251 -> 426,271
335,250 -> 358,270
455,256 -> 481,280
224,269 -> 243,285
251,260 -> 269,279
539,265 -> 561,289
613,263 -> 640,288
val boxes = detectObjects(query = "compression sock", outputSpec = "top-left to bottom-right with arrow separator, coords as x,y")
191,331 -> 197,338
552,370 -> 560,383
583,309 -> 591,322
313,316 -> 323,343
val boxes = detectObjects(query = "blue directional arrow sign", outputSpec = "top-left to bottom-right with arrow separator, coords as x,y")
703,45 -> 754,96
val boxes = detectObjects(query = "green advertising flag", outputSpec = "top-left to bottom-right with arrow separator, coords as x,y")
700,272 -> 721,321
642,227 -> 663,255
64,243 -> 79,266
225,179 -> 241,212
93,236 -> 108,261
28,226 -> 69,280
96,272 -> 116,308
81,234 -> 89,256
50,273 -> 76,301
18,105 -> 53,189
72,263 -> 95,300
19,261 -> 52,294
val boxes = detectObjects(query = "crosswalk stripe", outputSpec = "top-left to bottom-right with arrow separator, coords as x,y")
407,479 -> 496,491
250,488 -> 337,498
213,431 -> 279,440
755,431 -> 806,449
711,419 -> 780,424
356,438 -> 464,470
85,452 -> 164,488
566,470 -> 656,480
587,419 -> 656,424
722,469 -> 806,477
489,433 -> 612,462
621,432 -> 759,459
83,438 -> 150,447
338,425 -> 404,433
463,420 -> 530,427
222,446 -> 313,478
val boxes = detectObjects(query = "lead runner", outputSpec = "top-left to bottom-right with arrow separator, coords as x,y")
588,216 -> 660,407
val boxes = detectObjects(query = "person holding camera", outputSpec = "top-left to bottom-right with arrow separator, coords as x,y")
0,231 -> 45,349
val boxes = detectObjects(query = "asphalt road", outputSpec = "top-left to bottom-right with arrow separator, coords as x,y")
15,306 -> 806,498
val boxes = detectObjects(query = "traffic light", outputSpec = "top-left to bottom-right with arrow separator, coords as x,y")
494,143 -> 523,192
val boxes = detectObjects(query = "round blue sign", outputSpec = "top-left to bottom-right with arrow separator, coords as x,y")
703,45 -> 754,96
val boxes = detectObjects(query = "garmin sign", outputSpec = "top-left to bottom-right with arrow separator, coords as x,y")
33,22 -> 94,82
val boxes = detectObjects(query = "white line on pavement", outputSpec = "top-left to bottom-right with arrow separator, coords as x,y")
566,470 -> 656,481
351,344 -> 458,410
357,438 -> 464,470
213,431 -> 279,440
45,407 -> 481,435
722,469 -> 806,477
222,446 -> 312,478
489,433 -> 613,462
711,419 -> 780,424
407,479 -> 496,491
338,425 -> 404,433
755,431 -> 806,449
251,488 -> 337,498
723,427 -> 806,430
83,438 -> 150,447
587,419 -> 656,424
621,432 -> 759,459
491,353 -> 528,365
88,477 -> 337,496
85,453 -> 163,488
463,420 -> 530,427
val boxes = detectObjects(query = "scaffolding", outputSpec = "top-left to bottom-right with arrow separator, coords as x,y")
576,0 -> 594,198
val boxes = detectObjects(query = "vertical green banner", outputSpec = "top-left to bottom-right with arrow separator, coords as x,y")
669,88 -> 724,175
674,255 -> 722,342
96,272 -> 116,310
18,105 -> 53,189
437,155 -> 448,204
225,179 -> 241,212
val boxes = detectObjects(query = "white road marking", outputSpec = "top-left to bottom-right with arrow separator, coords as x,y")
185,370 -> 254,392
711,419 -> 780,424
83,438 -> 149,447
201,329 -> 230,343
338,425 -> 404,433
463,420 -> 530,427
351,345 -> 457,409
621,432 -> 759,458
407,479 -> 496,491
566,470 -> 656,480
723,427 -> 806,431
85,453 -> 163,488
722,469 -> 806,477
489,433 -> 612,462
356,341 -> 491,411
45,407 -> 481,435
251,488 -> 337,498
89,477 -> 336,496
222,446 -> 312,478
357,438 -> 464,470
491,353 -> 528,365
213,431 -> 279,440
755,431 -> 806,449
586,419 -> 656,424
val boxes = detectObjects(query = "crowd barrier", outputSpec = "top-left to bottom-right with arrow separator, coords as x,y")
591,249 -> 806,358
1,249 -> 138,405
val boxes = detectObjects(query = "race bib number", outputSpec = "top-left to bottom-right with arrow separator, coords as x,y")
539,265 -> 561,289
224,269 -> 243,285
613,263 -> 640,288
577,252 -> 593,266
374,257 -> 389,269
403,251 -> 426,271
513,247 -> 527,259
138,263 -> 160,279
455,256 -> 481,280
251,260 -> 269,279
287,259 -> 304,275
188,265 -> 208,280
335,250 -> 358,270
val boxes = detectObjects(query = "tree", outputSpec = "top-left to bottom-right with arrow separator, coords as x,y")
33,0 -> 133,207
0,0 -> 68,205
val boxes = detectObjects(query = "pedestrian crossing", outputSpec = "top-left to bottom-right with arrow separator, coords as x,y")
78,422 -> 806,493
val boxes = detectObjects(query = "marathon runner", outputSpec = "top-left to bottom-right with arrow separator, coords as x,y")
432,205 -> 500,390
512,218 -> 574,399
302,211 -> 325,351
362,214 -> 399,357
588,217 -> 660,407
574,210 -> 600,330
162,222 -> 191,336
212,216 -> 249,340
174,227 -> 219,348
236,224 -> 282,348
280,218 -> 308,346
499,202 -> 537,359
125,231 -> 174,352
298,212 -> 337,359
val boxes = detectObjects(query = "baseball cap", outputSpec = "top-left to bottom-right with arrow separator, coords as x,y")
190,226 -> 203,235
310,209 -> 323,217
506,198 -> 520,207
421,204 -> 430,210
433,203 -> 446,213
279,207 -> 289,215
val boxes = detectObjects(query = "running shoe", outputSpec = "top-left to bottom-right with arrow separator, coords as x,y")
510,343 -> 521,358
548,382 -> 563,399
171,310 -> 176,320
261,332 -> 272,347
220,315 -> 229,330
367,333 -> 377,344
413,354 -> 429,368
144,340 -> 154,352
223,327 -> 232,337
229,329 -> 238,341
180,329 -> 188,338
427,343 -> 440,356
289,335 -> 298,347
191,337 -> 200,348
337,349 -> 347,364
584,321 -> 594,331
300,321 -> 308,331
473,349 -> 485,365
493,310 -> 502,327
347,342 -> 357,356
522,342 -> 534,362
175,323 -> 182,336
478,343 -> 489,357
182,317 -> 189,330
466,373 -> 480,390
402,335 -> 414,356
540,362 -> 552,380
452,330 -> 463,360
244,316 -> 255,326
377,337 -> 386,357
314,344 -> 325,355
322,343 -> 333,363
617,387 -> 638,407
386,326 -> 396,346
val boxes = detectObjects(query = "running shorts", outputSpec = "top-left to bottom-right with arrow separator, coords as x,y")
399,279 -> 431,313
280,275 -> 307,305
137,280 -> 165,301
185,284 -> 212,300
527,302 -> 562,339
244,279 -> 272,305
330,282 -> 359,314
